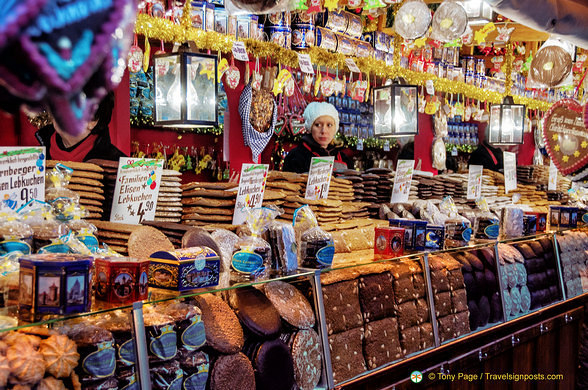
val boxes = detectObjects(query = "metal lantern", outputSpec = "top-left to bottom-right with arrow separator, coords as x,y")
488,96 -> 525,145
373,84 -> 419,137
458,0 -> 493,25
153,49 -> 218,127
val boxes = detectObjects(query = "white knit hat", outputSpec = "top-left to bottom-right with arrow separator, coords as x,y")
303,102 -> 340,132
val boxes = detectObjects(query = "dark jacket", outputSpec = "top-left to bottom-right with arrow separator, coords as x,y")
35,93 -> 125,162
468,141 -> 503,172
282,134 -> 352,173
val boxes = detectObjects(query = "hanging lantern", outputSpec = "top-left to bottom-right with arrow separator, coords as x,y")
458,0 -> 493,25
153,45 -> 218,128
488,96 -> 525,145
373,83 -> 419,137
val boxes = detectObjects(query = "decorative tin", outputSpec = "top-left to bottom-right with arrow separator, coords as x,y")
374,227 -> 405,259
374,50 -> 386,62
336,34 -> 354,56
237,16 -> 251,38
355,39 -> 373,58
291,10 -> 313,25
18,254 -> 92,321
345,12 -> 363,38
316,10 -> 347,33
94,257 -> 150,305
522,215 -> 537,236
266,26 -> 292,48
265,11 -> 291,27
425,225 -> 444,250
191,1 -> 214,30
389,219 -> 428,251
214,8 -> 228,34
228,15 -> 237,37
291,24 -> 315,49
316,27 -> 337,51
363,31 -> 390,52
149,247 -> 220,291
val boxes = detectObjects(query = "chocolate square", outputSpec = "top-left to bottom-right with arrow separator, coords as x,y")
400,326 -> 420,355
438,315 -> 456,342
453,311 -> 470,337
396,300 -> 418,330
329,327 -> 367,384
430,268 -> 450,293
451,289 -> 468,313
419,323 -> 434,349
434,291 -> 452,318
447,269 -> 465,290
415,298 -> 430,324
358,272 -> 395,322
363,317 -> 402,369
393,277 -> 416,304
412,274 -> 426,298
322,280 -> 364,335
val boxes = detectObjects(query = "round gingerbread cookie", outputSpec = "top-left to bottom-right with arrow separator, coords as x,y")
263,281 -> 315,329
289,329 -> 322,390
210,353 -> 255,390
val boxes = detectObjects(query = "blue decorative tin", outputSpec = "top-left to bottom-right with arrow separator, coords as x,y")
316,10 -> 347,33
149,247 -> 220,291
266,26 -> 292,48
336,34 -> 354,55
425,225 -> 444,250
389,219 -> 428,251
18,253 -> 92,321
292,24 -> 315,49
315,27 -> 337,51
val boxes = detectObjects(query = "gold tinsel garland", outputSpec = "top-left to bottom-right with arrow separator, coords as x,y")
134,14 -> 552,111
504,42 -> 514,97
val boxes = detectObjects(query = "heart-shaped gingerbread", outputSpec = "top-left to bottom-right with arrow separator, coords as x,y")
543,99 -> 588,176
0,0 -> 47,50
225,65 -> 240,89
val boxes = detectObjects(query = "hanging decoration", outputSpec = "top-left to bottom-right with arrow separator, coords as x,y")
393,0 -> 432,40
225,58 -> 240,89
324,0 -> 338,11
474,22 -> 496,45
430,0 -> 468,42
128,36 -> 143,73
495,25 -> 515,43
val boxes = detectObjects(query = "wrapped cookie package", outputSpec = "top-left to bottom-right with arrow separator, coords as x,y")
294,205 -> 334,269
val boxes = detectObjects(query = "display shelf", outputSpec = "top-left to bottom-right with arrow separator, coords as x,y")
133,14 -> 552,111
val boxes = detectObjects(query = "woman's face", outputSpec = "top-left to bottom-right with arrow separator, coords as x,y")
311,115 -> 336,148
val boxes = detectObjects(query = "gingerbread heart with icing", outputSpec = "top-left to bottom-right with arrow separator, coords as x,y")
543,99 -> 588,176
0,0 -> 47,50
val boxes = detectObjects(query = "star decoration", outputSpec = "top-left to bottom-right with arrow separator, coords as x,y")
552,134 -> 558,141
474,22 -> 496,45
127,205 -> 133,212
142,183 -> 147,190
130,209 -> 135,216
582,141 -> 588,149
414,36 -> 427,48
563,155 -> 569,162
574,151 -> 581,158
554,145 -> 560,152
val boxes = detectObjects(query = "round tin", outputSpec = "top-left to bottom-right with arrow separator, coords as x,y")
374,50 -> 386,61
345,12 -> 363,38
291,10 -> 313,25
315,27 -> 337,51
292,24 -> 315,49
355,39 -> 372,58
266,26 -> 292,49
336,34 -> 354,55
316,10 -> 347,33
466,56 -> 476,72
265,11 -> 291,27
465,70 -> 474,85
476,58 -> 486,75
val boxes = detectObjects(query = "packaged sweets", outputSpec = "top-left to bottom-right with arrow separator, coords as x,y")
143,311 -> 178,363
161,302 -> 206,354
473,198 -> 499,241
268,221 -> 298,274
231,207 -> 278,279
63,324 -> 116,383
500,207 -> 524,239
294,206 -> 334,269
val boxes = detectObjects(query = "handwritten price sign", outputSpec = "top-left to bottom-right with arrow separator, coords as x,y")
233,164 -> 269,225
305,157 -> 334,200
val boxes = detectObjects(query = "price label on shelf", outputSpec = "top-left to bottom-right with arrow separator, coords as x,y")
356,139 -> 364,151
383,141 -> 390,152
503,151 -> 517,194
345,58 -> 361,73
305,157 -> 334,200
467,165 -> 483,200
110,158 -> 163,224
232,41 -> 249,62
233,163 -> 269,225
298,53 -> 314,74
548,160 -> 558,191
0,147 -> 46,211
391,159 -> 415,203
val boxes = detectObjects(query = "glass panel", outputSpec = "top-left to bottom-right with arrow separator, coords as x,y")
500,106 -> 514,143
556,231 -> 588,298
497,235 -> 563,321
186,55 -> 216,123
373,86 -> 392,136
154,54 -> 181,122
393,86 -> 418,135
512,105 -> 525,144
488,105 -> 501,143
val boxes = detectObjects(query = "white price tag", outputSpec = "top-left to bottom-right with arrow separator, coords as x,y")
232,164 -> 269,225
297,53 -> 314,74
451,147 -> 458,156
305,157 -> 334,200
383,141 -> 390,152
425,79 -> 435,95
0,147 -> 46,211
232,41 -> 249,62
345,58 -> 361,73
467,165 -> 483,200
548,160 -> 558,191
110,158 -> 164,224
503,151 -> 517,194
356,139 -> 364,151
391,159 -> 415,203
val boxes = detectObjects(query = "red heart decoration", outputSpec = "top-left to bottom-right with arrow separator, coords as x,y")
543,98 -> 588,176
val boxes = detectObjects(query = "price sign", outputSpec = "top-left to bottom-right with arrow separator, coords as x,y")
305,157 -> 334,200
503,151 -> 517,194
110,158 -> 163,224
383,141 -> 390,152
233,164 -> 269,225
345,58 -> 361,73
467,165 -> 483,199
391,159 -> 415,203
425,79 -> 435,95
298,53 -> 314,74
548,160 -> 558,191
357,139 -> 364,151
232,41 -> 249,62
0,147 -> 45,211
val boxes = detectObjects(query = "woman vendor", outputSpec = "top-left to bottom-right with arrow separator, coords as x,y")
282,102 -> 352,173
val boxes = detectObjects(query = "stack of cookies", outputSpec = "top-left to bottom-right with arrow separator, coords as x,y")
326,177 -> 354,202
155,170 -> 183,223
335,172 -> 363,201
279,196 -> 343,224
181,182 -> 238,228
86,159 -> 119,220
341,201 -> 370,220
47,160 -> 106,220
360,173 -> 379,203
91,220 -> 141,255
266,171 -> 305,205
366,168 -> 393,203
